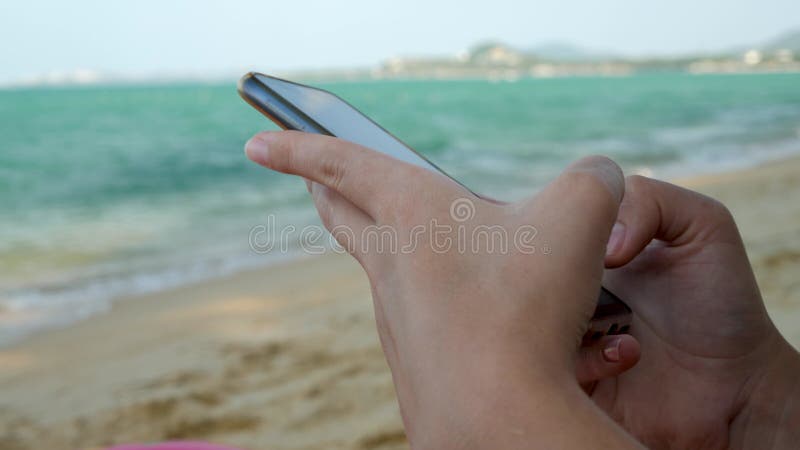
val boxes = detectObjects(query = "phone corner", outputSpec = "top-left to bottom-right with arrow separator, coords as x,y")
237,71 -> 257,95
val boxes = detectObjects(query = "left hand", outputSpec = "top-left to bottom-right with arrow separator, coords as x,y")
245,131 -> 642,449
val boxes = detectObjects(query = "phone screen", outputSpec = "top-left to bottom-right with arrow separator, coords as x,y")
253,74 -> 439,171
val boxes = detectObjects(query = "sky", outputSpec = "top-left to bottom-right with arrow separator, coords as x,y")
1,0 -> 798,83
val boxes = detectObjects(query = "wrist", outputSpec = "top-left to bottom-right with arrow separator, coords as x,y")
406,374 -> 573,450
731,336 -> 800,449
403,354 -> 639,450
403,352 -> 574,449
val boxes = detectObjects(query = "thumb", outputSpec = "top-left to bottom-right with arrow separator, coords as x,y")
530,155 -> 625,273
604,175 -> 742,268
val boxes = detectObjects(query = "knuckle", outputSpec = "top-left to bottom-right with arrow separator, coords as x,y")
317,153 -> 347,191
692,194 -> 738,241
703,196 -> 735,224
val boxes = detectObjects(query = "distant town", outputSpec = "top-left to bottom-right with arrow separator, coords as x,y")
7,29 -> 800,87
298,28 -> 800,81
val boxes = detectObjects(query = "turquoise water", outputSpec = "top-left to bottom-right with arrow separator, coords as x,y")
1,73 -> 799,344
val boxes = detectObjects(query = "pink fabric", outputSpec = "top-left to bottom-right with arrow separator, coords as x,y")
106,442 -> 243,450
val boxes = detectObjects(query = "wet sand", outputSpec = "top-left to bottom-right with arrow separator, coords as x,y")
2,158 -> 799,449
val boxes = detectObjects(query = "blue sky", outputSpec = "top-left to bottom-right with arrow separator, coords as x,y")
1,0 -> 798,83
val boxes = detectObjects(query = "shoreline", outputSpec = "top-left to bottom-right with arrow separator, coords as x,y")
4,148 -> 800,349
4,65 -> 800,90
1,155 -> 799,449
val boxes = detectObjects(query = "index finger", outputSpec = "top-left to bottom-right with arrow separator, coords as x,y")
245,130 -> 434,219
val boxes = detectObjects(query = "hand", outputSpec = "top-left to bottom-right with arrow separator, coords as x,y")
245,131 -> 642,449
597,176 -> 800,449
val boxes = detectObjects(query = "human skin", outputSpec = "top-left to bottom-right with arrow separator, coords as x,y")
596,176 -> 800,450
244,130 -> 800,449
245,130 -> 642,449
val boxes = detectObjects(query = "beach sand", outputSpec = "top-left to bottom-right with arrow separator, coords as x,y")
2,158 -> 799,450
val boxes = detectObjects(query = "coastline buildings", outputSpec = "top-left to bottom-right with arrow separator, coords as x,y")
370,36 -> 800,80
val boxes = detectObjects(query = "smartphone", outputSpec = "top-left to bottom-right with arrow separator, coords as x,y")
238,72 -> 632,339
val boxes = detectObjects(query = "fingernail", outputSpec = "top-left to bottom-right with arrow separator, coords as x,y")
245,135 -> 270,165
602,338 -> 622,362
606,221 -> 626,257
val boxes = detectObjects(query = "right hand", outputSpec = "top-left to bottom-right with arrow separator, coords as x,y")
593,175 -> 800,449
246,131 -> 645,448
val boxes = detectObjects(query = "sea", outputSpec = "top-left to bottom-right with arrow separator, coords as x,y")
1,73 -> 799,345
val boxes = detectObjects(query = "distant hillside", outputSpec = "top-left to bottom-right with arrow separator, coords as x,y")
526,41 -> 617,62
762,28 -> 800,51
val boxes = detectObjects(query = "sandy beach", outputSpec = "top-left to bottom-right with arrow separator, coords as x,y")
2,158 -> 799,450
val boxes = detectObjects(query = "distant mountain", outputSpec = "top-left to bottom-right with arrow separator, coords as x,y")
468,40 -> 513,55
459,41 -> 531,68
526,41 -> 617,62
762,28 -> 800,51
462,40 -> 620,64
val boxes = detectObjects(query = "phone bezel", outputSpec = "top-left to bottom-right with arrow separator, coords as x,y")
238,72 -> 473,193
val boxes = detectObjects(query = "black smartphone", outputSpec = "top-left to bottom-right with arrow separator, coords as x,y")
238,72 -> 632,339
